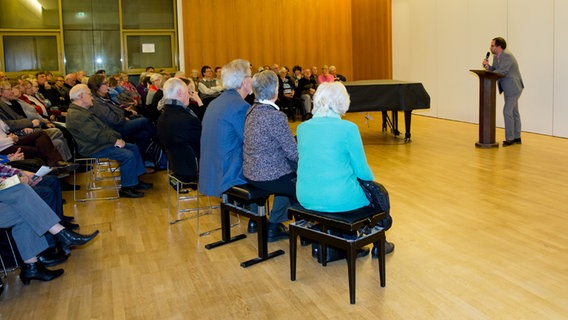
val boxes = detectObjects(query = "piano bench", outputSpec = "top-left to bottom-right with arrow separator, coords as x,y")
204,184 -> 285,268
288,203 -> 387,304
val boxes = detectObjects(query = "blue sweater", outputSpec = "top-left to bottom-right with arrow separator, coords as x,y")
296,117 -> 373,212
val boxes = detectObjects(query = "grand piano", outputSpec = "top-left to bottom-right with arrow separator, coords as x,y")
344,80 -> 430,142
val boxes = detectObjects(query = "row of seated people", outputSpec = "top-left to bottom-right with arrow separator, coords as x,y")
0,162 -> 99,289
156,60 -> 393,264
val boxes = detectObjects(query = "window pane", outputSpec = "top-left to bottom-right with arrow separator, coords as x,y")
64,31 -> 121,75
126,35 -> 173,70
3,36 -> 59,72
0,0 -> 60,29
61,0 -> 119,30
122,0 -> 174,29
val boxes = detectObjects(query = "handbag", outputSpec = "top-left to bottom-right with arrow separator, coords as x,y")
357,178 -> 393,231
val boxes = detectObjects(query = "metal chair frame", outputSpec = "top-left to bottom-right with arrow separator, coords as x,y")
73,157 -> 120,202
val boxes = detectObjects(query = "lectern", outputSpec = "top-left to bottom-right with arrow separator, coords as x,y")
470,70 -> 504,148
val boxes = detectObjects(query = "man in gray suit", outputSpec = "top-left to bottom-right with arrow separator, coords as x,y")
483,37 -> 524,146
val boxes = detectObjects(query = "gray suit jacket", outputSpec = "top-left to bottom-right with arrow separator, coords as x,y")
490,49 -> 524,95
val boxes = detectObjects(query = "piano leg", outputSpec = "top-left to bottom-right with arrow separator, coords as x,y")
404,111 -> 412,142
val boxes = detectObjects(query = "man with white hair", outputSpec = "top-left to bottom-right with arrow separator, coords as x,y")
199,59 -> 253,198
66,84 -> 152,198
157,78 -> 202,181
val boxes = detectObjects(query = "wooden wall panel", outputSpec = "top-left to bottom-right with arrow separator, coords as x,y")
351,0 -> 392,80
181,0 -> 390,80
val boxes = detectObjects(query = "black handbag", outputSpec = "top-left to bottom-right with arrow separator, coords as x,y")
357,178 -> 393,231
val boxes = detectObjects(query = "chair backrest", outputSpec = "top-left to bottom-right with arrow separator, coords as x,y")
165,144 -> 198,182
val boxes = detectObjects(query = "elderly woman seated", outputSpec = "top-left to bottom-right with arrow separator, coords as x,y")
296,82 -> 394,257
243,70 -> 299,242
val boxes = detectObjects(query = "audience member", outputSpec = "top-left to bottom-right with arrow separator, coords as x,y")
295,68 -> 317,120
0,81 -> 73,161
66,84 -> 152,198
292,65 -> 303,87
88,74 -> 155,156
243,70 -> 298,242
329,65 -> 346,82
0,179 -> 98,284
198,65 -> 223,105
296,82 -> 394,255
317,65 -> 334,84
214,66 -> 222,86
75,70 -> 86,85
199,58 -> 253,197
145,73 -> 163,107
0,119 -> 75,170
157,78 -> 202,181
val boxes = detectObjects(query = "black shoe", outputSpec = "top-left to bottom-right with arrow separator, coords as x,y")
53,161 -> 80,174
119,187 -> 144,198
60,220 -> 80,231
267,222 -> 289,242
60,180 -> 81,191
134,181 -> 153,191
514,138 -> 522,144
372,240 -> 395,258
37,247 -> 69,267
54,229 -> 99,255
247,220 -> 257,233
502,140 -> 515,146
62,215 -> 75,222
20,262 -> 64,285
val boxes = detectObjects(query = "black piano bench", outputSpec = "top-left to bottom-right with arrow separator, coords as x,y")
204,184 -> 285,268
288,203 -> 387,304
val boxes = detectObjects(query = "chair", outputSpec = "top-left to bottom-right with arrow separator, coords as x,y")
205,184 -> 285,268
1,229 -> 20,295
288,203 -> 387,304
165,146 -> 220,236
73,157 -> 120,202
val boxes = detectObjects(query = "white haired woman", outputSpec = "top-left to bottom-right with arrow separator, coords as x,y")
296,82 -> 394,256
243,70 -> 298,242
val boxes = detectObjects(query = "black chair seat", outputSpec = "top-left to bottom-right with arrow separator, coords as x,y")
225,184 -> 272,201
288,203 -> 385,232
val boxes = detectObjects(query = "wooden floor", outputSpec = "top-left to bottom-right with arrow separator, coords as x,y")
2,112 -> 568,319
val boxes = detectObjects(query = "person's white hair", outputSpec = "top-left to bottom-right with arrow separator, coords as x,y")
312,82 -> 351,117
221,59 -> 251,90
252,70 -> 278,100
162,77 -> 187,100
150,73 -> 163,85
69,84 -> 90,102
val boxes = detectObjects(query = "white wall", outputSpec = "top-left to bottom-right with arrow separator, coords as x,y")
393,0 -> 567,138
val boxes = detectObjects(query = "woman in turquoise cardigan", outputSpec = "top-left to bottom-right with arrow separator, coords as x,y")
296,82 -> 394,255
296,82 -> 373,211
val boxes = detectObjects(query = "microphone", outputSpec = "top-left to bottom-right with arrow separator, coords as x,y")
485,52 -> 490,60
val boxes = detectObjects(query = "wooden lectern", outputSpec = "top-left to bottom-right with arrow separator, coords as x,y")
470,70 -> 505,148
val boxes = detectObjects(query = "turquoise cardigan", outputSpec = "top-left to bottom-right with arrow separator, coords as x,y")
296,117 -> 374,212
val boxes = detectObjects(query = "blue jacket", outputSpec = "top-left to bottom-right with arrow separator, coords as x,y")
198,89 -> 250,197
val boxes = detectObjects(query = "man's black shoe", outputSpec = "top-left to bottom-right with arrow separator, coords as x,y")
53,161 -> 80,174
134,181 -> 153,191
267,222 -> 289,242
37,247 -> 68,267
247,220 -> 257,233
60,220 -> 80,231
119,187 -> 144,198
372,240 -> 395,258
514,138 -> 522,144
502,140 -> 515,147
